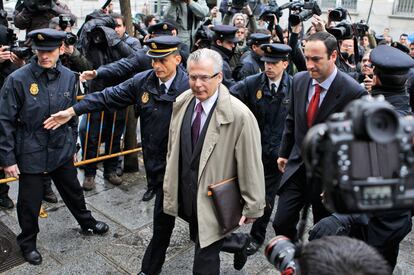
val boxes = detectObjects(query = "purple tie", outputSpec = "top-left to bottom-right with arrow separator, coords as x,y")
192,102 -> 203,147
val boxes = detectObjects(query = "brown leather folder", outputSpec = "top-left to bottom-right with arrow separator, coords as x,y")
208,177 -> 244,234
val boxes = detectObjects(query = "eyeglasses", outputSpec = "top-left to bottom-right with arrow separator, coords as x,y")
189,73 -> 219,82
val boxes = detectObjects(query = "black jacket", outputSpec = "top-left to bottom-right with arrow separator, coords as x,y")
235,50 -> 264,81
278,70 -> 367,190
210,45 -> 236,88
231,71 -> 292,173
0,58 -> 77,173
73,66 -> 190,176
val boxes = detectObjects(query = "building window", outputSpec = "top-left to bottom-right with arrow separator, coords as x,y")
393,0 -> 414,16
319,0 -> 357,12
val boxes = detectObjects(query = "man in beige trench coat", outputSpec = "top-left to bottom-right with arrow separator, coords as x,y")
162,48 -> 266,274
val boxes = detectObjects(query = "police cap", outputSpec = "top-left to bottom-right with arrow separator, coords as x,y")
145,36 -> 181,58
27,28 -> 66,51
391,41 -> 410,54
247,33 -> 271,47
147,22 -> 176,36
260,43 -> 292,63
211,25 -> 239,43
371,45 -> 414,74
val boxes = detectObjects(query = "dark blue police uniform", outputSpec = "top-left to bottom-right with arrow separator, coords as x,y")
71,36 -> 190,275
230,43 -> 292,251
235,33 -> 271,81
0,29 -> 106,265
210,25 -> 239,88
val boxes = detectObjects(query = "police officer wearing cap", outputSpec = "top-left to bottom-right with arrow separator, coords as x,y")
0,28 -> 109,265
44,36 -> 189,275
366,44 -> 413,269
230,43 -> 293,256
235,33 -> 272,81
79,21 -> 187,181
210,25 -> 239,88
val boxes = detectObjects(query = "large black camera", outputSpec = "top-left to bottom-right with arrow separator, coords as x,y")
230,0 -> 248,11
259,0 -> 284,22
65,32 -> 77,45
23,0 -> 53,13
5,28 -> 32,59
303,95 -> 414,214
329,7 -> 348,22
288,0 -> 322,26
327,20 -> 353,40
328,19 -> 369,40
59,14 -> 74,31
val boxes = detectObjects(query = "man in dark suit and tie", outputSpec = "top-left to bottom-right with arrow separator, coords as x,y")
273,31 -> 366,240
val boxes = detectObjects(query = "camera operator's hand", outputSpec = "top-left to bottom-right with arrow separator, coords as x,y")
363,75 -> 373,93
311,14 -> 326,32
10,52 -> 26,68
291,22 -> 302,34
239,215 -> 256,225
0,46 -> 11,63
308,215 -> 350,241
63,44 -> 75,56
80,70 -> 97,82
277,157 -> 288,173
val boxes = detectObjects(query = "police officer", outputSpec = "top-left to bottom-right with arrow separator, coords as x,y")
0,29 -> 108,265
234,33 -> 271,81
44,36 -> 189,275
210,25 -> 238,88
366,45 -> 413,269
79,21 -> 187,200
230,43 -> 293,256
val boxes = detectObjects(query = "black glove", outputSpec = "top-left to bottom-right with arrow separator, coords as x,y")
308,215 -> 350,241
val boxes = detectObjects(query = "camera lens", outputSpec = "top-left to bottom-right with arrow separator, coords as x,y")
365,108 -> 399,143
265,236 -> 296,271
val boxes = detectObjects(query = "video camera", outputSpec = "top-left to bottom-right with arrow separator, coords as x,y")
58,14 -> 74,31
303,95 -> 414,214
288,0 -> 321,26
328,7 -> 348,22
23,0 -> 53,13
5,29 -> 32,59
327,19 -> 369,40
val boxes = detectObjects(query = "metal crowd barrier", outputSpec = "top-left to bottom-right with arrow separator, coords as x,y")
0,95 -> 141,184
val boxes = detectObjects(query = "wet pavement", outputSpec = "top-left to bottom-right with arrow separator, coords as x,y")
0,162 -> 413,274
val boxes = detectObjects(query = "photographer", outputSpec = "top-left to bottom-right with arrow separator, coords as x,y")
0,25 -> 24,209
164,0 -> 209,49
300,236 -> 391,275
77,16 -> 134,190
14,0 -> 76,33
112,13 -> 141,51
49,16 -> 92,73
309,45 -> 414,270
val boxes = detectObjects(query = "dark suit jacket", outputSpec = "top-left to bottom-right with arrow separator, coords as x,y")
278,69 -> 367,191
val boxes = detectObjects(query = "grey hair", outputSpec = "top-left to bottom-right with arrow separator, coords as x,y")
187,48 -> 223,74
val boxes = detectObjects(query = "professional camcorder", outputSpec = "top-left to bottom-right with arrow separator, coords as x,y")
23,0 -> 53,13
59,14 -> 74,31
65,32 -> 77,45
288,0 -> 321,26
5,29 -> 32,59
329,7 -> 348,21
303,95 -> 414,214
327,19 -> 369,40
